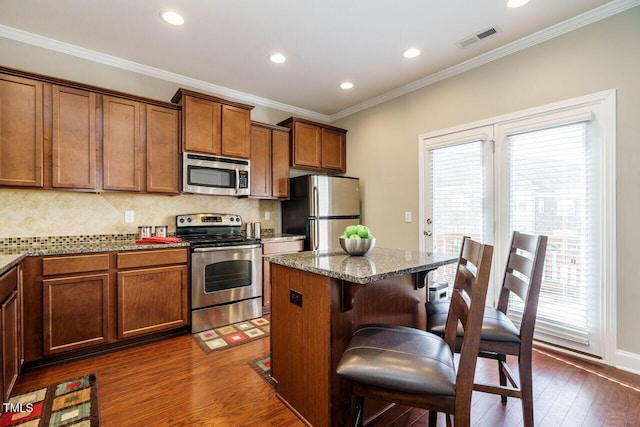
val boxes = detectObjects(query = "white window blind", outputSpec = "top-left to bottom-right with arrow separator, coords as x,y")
507,122 -> 592,344
430,141 -> 485,283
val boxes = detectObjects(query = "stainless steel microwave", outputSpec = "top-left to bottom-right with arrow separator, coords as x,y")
182,152 -> 250,196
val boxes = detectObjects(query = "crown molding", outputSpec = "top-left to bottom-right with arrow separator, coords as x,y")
0,24 -> 331,123
329,0 -> 640,122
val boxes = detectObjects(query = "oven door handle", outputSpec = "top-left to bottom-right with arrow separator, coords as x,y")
193,244 -> 262,253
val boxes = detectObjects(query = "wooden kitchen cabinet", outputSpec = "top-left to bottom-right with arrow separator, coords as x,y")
116,248 -> 188,339
23,248 -> 188,364
262,239 -> 304,313
277,117 -> 347,173
250,122 -> 291,199
51,85 -> 98,190
172,88 -> 254,158
0,73 -> 44,188
102,95 -> 143,192
146,104 -> 180,194
0,265 -> 21,401
0,66 -> 181,195
41,254 -> 110,355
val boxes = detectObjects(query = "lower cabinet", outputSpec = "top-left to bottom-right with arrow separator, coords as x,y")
1,265 -> 21,401
262,239 -> 304,313
43,273 -> 109,355
117,264 -> 188,339
23,247 -> 189,363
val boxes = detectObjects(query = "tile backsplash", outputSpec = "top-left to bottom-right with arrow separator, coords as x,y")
0,189 -> 280,238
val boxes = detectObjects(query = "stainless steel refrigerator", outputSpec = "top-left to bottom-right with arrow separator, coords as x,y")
282,175 -> 360,251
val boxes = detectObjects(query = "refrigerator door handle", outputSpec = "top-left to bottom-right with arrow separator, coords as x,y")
312,185 -> 319,218
311,220 -> 320,251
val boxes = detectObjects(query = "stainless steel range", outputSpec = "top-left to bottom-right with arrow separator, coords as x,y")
176,213 -> 262,333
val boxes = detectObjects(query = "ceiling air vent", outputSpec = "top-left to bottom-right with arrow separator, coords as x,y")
458,26 -> 500,48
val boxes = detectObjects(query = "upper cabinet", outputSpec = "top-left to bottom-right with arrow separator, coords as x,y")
0,73 -> 44,187
0,67 -> 181,195
51,85 -> 98,190
102,96 -> 143,192
172,89 -> 253,159
277,117 -> 347,173
250,122 -> 291,199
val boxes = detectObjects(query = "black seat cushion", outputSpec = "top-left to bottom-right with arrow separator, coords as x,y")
336,324 -> 456,396
426,301 -> 521,344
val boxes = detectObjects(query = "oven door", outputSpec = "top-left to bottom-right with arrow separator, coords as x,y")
191,244 -> 262,309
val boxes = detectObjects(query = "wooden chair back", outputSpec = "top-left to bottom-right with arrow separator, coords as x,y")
444,237 -> 494,408
496,231 -> 548,348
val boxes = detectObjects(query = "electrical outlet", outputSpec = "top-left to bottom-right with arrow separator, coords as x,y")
264,211 -> 271,221
404,211 -> 412,223
289,289 -> 303,307
124,210 -> 135,223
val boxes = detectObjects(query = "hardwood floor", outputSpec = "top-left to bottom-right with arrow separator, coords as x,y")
12,334 -> 640,426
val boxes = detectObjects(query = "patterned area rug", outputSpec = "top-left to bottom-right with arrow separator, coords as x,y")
248,355 -> 275,388
193,317 -> 270,354
0,373 -> 100,426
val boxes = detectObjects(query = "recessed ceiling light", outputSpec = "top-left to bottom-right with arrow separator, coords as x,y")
270,53 -> 286,64
340,82 -> 354,90
162,11 -> 184,26
507,0 -> 530,8
403,48 -> 421,59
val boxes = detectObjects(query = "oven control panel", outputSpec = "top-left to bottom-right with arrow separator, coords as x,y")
176,213 -> 242,227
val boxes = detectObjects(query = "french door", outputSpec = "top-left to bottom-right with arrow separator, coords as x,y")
419,91 -> 615,360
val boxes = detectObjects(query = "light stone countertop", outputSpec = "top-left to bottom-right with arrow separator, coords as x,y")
0,254 -> 26,276
265,247 -> 457,284
0,241 -> 190,274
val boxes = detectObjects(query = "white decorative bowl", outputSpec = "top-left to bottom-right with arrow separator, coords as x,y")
339,237 -> 376,256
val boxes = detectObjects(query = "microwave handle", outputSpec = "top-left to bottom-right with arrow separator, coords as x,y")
235,168 -> 240,194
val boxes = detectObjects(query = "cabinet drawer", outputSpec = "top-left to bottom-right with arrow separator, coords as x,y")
0,267 -> 18,303
117,248 -> 188,269
263,240 -> 304,255
42,254 -> 109,276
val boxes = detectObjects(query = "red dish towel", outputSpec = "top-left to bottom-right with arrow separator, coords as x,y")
135,236 -> 183,244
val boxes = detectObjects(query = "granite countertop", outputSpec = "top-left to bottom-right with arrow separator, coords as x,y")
266,247 -> 457,284
0,240 -> 190,275
0,254 -> 27,276
260,234 -> 305,243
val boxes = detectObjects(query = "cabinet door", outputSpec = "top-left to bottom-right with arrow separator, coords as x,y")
102,96 -> 143,191
292,122 -> 321,168
1,290 -> 19,401
321,128 -> 346,172
221,104 -> 251,159
250,125 -> 271,198
262,240 -> 303,311
146,105 -> 179,194
52,85 -> 97,189
183,95 -> 221,155
0,74 -> 43,187
272,130 -> 290,198
117,265 -> 188,339
43,273 -> 109,355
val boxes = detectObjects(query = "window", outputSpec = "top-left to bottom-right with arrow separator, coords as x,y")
420,90 -> 616,361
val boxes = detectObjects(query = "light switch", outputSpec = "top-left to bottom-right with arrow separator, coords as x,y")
265,211 -> 271,221
404,211 -> 412,223
124,211 -> 135,223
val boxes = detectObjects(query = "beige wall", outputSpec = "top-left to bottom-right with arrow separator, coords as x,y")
334,7 -> 640,356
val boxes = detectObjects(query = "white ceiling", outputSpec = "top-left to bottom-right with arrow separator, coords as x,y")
0,0 -> 635,121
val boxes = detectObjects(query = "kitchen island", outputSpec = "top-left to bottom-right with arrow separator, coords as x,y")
267,247 -> 457,427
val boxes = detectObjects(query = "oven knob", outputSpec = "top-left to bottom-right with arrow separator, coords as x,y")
179,218 -> 184,223
187,218 -> 192,223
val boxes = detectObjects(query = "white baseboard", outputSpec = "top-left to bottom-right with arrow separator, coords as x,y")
615,349 -> 640,375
